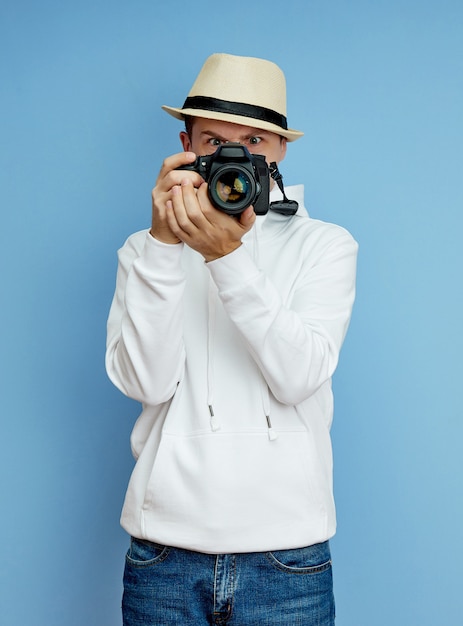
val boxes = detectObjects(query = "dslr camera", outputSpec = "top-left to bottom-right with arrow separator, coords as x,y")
177,143 -> 270,216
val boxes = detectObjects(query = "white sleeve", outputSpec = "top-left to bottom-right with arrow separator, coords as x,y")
207,229 -> 358,405
105,231 -> 186,405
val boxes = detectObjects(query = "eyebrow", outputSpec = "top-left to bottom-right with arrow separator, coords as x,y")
199,129 -> 268,141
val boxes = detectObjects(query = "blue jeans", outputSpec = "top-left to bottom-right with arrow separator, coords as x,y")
122,537 -> 335,625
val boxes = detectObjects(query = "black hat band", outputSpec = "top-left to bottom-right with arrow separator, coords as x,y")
182,96 -> 288,131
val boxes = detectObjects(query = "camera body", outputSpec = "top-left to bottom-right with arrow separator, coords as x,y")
177,143 -> 270,216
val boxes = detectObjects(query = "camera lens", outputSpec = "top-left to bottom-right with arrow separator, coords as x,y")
209,165 -> 257,215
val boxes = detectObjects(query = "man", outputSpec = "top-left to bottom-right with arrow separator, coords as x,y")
106,52 -> 358,625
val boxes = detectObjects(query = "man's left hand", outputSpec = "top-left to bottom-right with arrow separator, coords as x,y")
165,178 -> 256,262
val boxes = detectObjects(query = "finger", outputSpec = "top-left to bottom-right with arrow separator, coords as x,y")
180,179 -> 211,229
164,194 -> 185,239
168,182 -> 201,238
194,182 -> 219,223
152,153 -> 203,220
239,206 -> 257,231
158,151 -> 196,180
154,152 -> 204,196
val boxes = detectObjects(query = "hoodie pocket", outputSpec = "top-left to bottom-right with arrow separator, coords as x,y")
140,429 -> 332,551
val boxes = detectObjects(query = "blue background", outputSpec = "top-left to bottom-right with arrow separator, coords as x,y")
1,1 -> 462,624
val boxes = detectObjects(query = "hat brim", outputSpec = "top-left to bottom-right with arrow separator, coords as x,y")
162,105 -> 304,142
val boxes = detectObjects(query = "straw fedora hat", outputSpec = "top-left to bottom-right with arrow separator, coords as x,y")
162,53 -> 303,142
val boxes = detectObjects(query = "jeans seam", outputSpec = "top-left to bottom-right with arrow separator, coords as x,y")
264,552 -> 332,574
126,538 -> 171,568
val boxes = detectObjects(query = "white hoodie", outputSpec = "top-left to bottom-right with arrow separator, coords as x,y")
106,185 -> 358,554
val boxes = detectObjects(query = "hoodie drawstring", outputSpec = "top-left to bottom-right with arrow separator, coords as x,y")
207,278 -> 220,431
262,383 -> 278,441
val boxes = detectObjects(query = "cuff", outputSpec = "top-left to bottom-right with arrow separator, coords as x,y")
207,244 -> 260,293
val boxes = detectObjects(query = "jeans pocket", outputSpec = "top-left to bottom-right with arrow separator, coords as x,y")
266,541 -> 332,574
125,537 -> 170,568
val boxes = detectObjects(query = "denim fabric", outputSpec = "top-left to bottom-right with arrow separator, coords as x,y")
122,537 -> 335,625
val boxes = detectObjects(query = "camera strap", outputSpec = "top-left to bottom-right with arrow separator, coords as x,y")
268,163 -> 299,216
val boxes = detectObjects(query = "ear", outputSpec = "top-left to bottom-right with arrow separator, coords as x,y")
180,131 -> 191,151
280,138 -> 287,161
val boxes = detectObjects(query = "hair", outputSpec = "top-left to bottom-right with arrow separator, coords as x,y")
184,115 -> 194,139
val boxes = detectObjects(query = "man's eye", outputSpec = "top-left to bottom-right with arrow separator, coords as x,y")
249,136 -> 262,145
208,138 -> 222,146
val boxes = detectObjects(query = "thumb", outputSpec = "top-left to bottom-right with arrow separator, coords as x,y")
239,206 -> 256,231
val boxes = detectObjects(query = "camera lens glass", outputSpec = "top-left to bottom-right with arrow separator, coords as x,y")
209,166 -> 256,214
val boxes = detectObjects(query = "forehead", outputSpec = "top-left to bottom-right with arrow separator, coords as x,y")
190,117 -> 277,139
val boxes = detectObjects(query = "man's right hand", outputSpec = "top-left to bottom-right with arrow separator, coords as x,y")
150,152 -> 204,244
